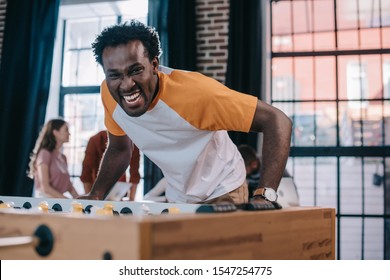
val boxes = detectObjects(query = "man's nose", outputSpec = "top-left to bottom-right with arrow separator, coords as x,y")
120,76 -> 135,91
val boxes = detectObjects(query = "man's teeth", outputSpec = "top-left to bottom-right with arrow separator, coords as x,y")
123,92 -> 140,103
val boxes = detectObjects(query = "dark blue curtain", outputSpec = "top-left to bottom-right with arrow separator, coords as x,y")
167,0 -> 196,71
148,0 -> 169,66
144,0 -> 196,193
0,0 -> 60,196
148,0 -> 196,70
225,0 -> 263,149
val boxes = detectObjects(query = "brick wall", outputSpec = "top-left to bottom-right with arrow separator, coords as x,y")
0,0 -> 6,64
195,0 -> 229,83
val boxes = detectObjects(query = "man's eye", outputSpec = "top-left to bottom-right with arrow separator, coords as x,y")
108,73 -> 120,79
130,67 -> 143,75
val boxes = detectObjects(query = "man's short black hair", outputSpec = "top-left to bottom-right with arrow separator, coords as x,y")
92,19 -> 162,66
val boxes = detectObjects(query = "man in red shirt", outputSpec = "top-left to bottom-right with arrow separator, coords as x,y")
80,130 -> 141,200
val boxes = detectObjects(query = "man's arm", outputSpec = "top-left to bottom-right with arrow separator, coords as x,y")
79,132 -> 133,200
127,145 -> 141,200
129,145 -> 141,184
250,100 -> 292,194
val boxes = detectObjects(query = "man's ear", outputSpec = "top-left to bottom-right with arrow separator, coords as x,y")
152,57 -> 159,74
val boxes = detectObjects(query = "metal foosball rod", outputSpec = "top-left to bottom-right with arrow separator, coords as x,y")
0,224 -> 54,256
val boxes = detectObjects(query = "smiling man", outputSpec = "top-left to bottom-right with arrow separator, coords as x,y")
81,20 -> 292,205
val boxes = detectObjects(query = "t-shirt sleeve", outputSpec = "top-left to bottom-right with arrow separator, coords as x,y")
36,149 -> 51,166
161,71 -> 258,132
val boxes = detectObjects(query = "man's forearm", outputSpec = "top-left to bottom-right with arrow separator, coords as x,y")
258,112 -> 292,191
250,100 -> 292,192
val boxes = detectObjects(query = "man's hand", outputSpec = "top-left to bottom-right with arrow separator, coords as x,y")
250,195 -> 276,206
247,195 -> 283,210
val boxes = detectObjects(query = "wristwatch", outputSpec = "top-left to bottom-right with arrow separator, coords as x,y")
253,187 -> 278,202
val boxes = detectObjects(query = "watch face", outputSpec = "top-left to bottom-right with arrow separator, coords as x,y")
264,188 -> 278,202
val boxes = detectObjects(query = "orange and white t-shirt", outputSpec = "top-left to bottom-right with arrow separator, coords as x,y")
101,67 -> 258,203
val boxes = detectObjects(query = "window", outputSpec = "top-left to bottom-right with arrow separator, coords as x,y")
383,61 -> 390,98
271,0 -> 390,260
347,62 -> 368,108
272,76 -> 300,101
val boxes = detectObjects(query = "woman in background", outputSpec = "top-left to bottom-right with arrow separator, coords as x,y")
28,119 -> 79,198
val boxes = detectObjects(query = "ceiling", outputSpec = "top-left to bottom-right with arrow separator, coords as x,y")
59,0 -> 147,19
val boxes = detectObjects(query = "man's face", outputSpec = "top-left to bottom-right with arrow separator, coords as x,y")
102,40 -> 159,117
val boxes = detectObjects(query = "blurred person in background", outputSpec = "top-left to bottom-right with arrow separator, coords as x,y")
80,130 -> 140,200
28,119 -> 79,198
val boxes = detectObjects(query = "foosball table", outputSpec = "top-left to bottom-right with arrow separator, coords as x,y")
0,195 -> 335,260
